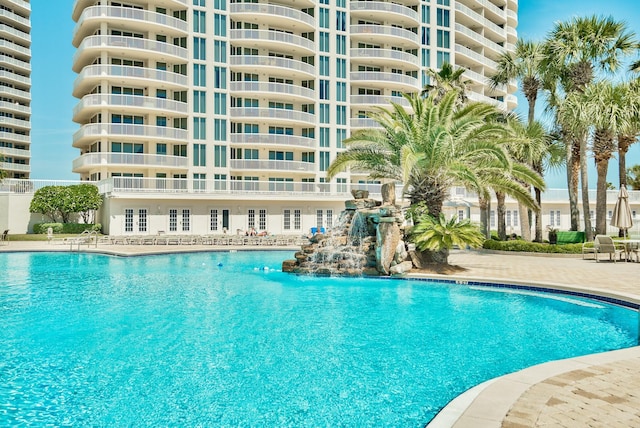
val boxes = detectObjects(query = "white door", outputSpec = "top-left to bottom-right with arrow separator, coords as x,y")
124,208 -> 148,234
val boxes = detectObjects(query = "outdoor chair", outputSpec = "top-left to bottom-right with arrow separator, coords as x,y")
581,241 -> 596,259
0,229 -> 8,245
593,235 -> 627,263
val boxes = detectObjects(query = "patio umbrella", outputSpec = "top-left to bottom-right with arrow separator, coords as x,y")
610,185 -> 633,238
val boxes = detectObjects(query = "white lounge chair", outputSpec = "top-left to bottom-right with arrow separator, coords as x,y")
594,235 -> 627,262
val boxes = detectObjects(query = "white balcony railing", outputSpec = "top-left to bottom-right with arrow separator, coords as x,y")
229,3 -> 315,28
230,29 -> 315,52
72,152 -> 189,171
73,94 -> 188,118
230,133 -> 316,149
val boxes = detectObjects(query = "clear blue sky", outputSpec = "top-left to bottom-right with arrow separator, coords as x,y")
29,0 -> 640,188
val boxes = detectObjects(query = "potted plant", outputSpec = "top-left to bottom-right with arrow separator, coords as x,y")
547,226 -> 558,245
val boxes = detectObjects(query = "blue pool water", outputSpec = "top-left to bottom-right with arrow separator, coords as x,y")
0,251 -> 637,426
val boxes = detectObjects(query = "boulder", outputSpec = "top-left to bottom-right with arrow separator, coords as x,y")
376,221 -> 401,275
380,182 -> 396,206
389,261 -> 413,275
351,189 -> 369,199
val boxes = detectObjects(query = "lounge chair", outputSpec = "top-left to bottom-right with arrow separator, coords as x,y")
594,235 -> 627,262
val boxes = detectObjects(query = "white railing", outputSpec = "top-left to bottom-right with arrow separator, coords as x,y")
455,44 -> 498,70
350,71 -> 419,88
349,1 -> 419,22
0,39 -> 30,56
229,81 -> 315,100
230,133 -> 316,148
455,23 -> 506,55
72,153 -> 189,171
0,9 -> 29,28
0,131 -> 29,143
74,6 -> 188,37
0,23 -> 30,42
0,146 -> 29,157
73,94 -> 188,117
454,3 -> 505,37
229,159 -> 316,172
0,179 -> 89,193
73,124 -> 188,144
350,24 -> 419,45
229,55 -> 315,76
229,107 -> 316,124
74,65 -> 188,93
0,162 -> 29,172
350,48 -> 419,66
0,53 -> 30,72
0,100 -> 29,114
74,36 -> 189,64
230,29 -> 315,52
229,3 -> 315,28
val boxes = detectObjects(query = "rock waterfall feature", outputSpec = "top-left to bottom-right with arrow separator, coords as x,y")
282,184 -> 413,276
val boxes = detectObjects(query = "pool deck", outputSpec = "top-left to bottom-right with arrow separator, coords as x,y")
2,241 -> 640,427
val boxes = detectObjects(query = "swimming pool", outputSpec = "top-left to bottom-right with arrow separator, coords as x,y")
0,251 -> 637,426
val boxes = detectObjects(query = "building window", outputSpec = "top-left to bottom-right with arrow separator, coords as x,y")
319,56 -> 330,76
336,82 -> 346,101
320,80 -> 330,100
327,210 -> 333,229
490,210 -> 496,227
320,8 -> 329,28
513,210 -> 519,227
193,10 -> 206,33
436,8 -> 450,27
436,51 -> 450,68
194,173 -> 206,191
214,40 -> 227,62
336,11 -> 346,31
194,117 -> 206,140
214,92 -> 226,114
320,127 -> 330,147
422,5 -> 430,24
336,58 -> 346,78
316,210 -> 323,229
259,209 -> 267,231
214,0 -> 225,10
320,104 -> 330,124
182,209 -> 190,231
214,13 -> 227,36
336,128 -> 346,148
248,209 -> 255,229
436,0 -> 450,5
194,64 -> 206,86
320,151 -> 330,171
194,90 -> 206,113
336,35 -> 346,55
193,144 -> 206,166
210,209 -> 219,231
436,29 -> 450,48
336,105 -> 346,125
284,209 -> 291,230
214,145 -> 226,167
194,37 -> 206,60
214,66 -> 227,89
319,32 -> 329,52
214,119 -> 226,140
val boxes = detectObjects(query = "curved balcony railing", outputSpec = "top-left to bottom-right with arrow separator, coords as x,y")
0,39 -> 29,57
349,48 -> 419,68
350,71 -> 419,89
230,29 -> 315,53
229,82 -> 315,101
455,44 -> 498,70
0,116 -> 29,129
229,3 -> 315,30
350,95 -> 411,108
0,53 -> 30,72
0,9 -> 29,29
0,85 -> 30,101
230,107 -> 316,125
73,65 -> 188,97
350,118 -> 382,129
349,2 -> 419,24
0,100 -> 29,115
230,159 -> 315,172
0,69 -> 30,86
73,36 -> 188,70
350,24 -> 419,46
230,133 -> 316,149
0,23 -> 30,43
73,6 -> 188,43
455,23 -> 506,55
477,0 -> 506,21
72,0 -> 188,21
454,3 -> 505,38
72,152 -> 189,172
0,146 -> 30,158
73,123 -> 188,146
229,55 -> 315,77
0,131 -> 29,143
0,161 -> 29,172
73,94 -> 188,120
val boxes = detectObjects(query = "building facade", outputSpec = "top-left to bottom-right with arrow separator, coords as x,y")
0,0 -> 31,179
70,0 -> 518,236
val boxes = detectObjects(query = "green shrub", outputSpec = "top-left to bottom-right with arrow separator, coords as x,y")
33,223 -> 101,234
482,239 -> 583,254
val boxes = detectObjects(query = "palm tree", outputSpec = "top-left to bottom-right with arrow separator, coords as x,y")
327,91 -> 541,219
421,62 -> 471,105
616,79 -> 640,189
490,39 -> 545,125
627,165 -> 640,190
544,15 -> 637,231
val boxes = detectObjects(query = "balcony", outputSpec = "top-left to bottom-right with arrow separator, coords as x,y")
0,69 -> 30,87
229,3 -> 315,32
477,0 -> 507,24
350,118 -> 383,129
72,0 -> 188,21
0,23 -> 30,44
230,133 -> 316,149
72,123 -> 189,147
350,71 -> 419,91
0,39 -> 29,59
0,9 -> 29,32
73,6 -> 188,46
230,107 -> 316,126
350,24 -> 419,48
0,161 -> 29,173
73,36 -> 188,73
0,116 -> 30,130
349,2 -> 419,26
455,23 -> 506,58
454,3 -> 506,41
0,100 -> 29,115
349,48 -> 419,69
349,95 -> 411,109
0,131 -> 29,144
230,29 -> 315,55
466,91 -> 506,110
229,55 -> 315,79
229,81 -> 315,103
455,44 -> 498,71
0,146 -> 30,158
73,94 -> 188,123
230,159 -> 316,173
0,53 -> 30,73
0,86 -> 30,103
73,65 -> 188,98
72,152 -> 189,173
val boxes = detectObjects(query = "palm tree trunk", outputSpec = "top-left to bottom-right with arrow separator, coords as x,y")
496,191 -> 506,240
478,196 -> 490,239
518,201 -> 531,241
618,134 -> 634,188
579,134 -> 593,241
567,136 -> 580,231
595,159 -> 609,235
534,187 -> 543,242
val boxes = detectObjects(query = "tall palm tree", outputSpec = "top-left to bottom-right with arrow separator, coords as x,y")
421,62 -> 471,105
490,39 -> 545,125
616,79 -> 640,189
544,15 -> 637,232
326,91 -> 542,220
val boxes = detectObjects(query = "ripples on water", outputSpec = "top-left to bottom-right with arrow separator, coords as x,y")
0,251 -> 637,426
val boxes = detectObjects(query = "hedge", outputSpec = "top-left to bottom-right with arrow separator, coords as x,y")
482,239 -> 583,254
33,223 -> 101,234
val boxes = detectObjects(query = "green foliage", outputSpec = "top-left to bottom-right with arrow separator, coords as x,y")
29,184 -> 103,223
482,239 -> 583,254
404,201 -> 429,223
409,213 -> 485,252
33,223 -> 101,234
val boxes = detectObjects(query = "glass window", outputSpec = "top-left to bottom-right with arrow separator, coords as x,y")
193,143 -> 206,166
194,117 -> 206,140
193,37 -> 206,60
214,13 -> 227,36
194,90 -> 206,113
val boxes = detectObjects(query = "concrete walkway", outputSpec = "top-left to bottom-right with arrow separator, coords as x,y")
2,241 -> 640,427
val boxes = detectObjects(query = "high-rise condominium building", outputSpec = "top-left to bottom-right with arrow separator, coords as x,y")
71,0 -> 517,236
0,0 -> 30,179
